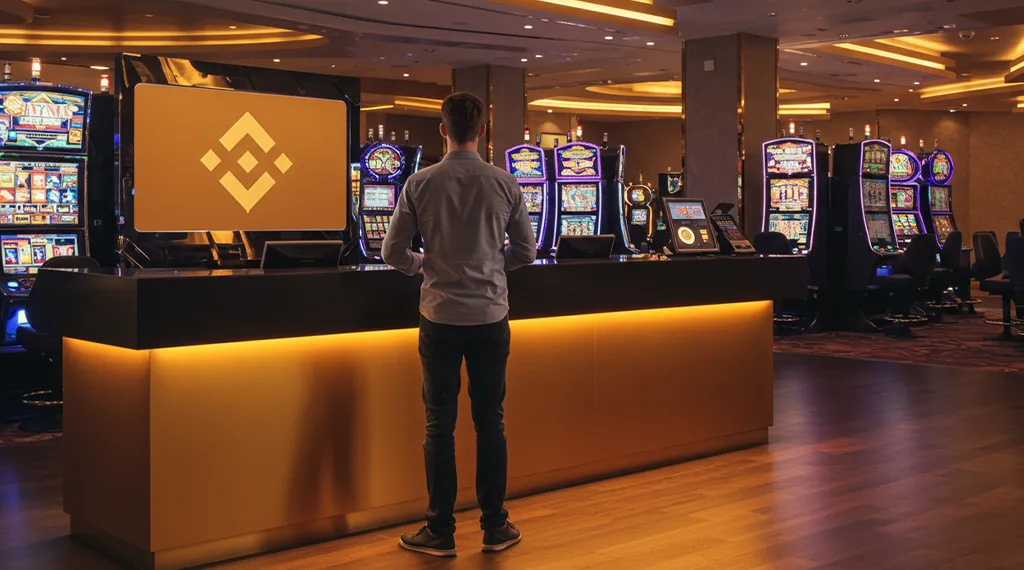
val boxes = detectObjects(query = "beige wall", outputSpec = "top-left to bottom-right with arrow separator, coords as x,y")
358,113 -> 445,158
968,113 -> 1024,243
582,118 -> 683,186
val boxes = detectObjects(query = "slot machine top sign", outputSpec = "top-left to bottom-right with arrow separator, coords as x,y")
927,150 -> 953,185
555,143 -> 601,179
889,149 -> 921,183
507,145 -> 546,180
765,140 -> 813,176
0,89 -> 88,152
362,143 -> 405,181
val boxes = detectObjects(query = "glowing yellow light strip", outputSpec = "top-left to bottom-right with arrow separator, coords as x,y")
1010,60 -> 1024,74
0,34 -> 322,47
780,102 -> 830,110
533,0 -> 675,27
917,77 -> 1010,98
361,105 -> 395,112
779,109 -> 830,116
0,28 -> 299,38
832,42 -> 948,71
530,98 -> 680,113
394,97 -> 443,110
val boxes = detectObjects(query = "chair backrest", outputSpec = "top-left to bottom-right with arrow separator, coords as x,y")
753,231 -> 793,255
1005,236 -> 1024,305
973,231 -> 1003,280
894,234 -> 938,280
1019,218 -> 1024,236
939,231 -> 963,270
39,255 -> 101,271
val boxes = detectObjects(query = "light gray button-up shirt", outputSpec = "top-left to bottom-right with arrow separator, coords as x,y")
382,149 -> 537,326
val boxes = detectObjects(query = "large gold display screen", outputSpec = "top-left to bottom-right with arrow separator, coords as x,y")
134,84 -> 347,232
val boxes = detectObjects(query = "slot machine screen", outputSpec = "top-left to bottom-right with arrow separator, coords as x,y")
665,173 -> 682,195
1,233 -> 79,274
529,218 -> 539,239
930,152 -> 952,184
861,179 -> 889,212
560,183 -> 598,212
929,186 -> 951,212
361,184 -> 396,210
932,214 -> 955,243
559,215 -> 596,236
349,165 -> 361,210
0,89 -> 88,151
893,213 -> 920,237
866,213 -> 897,250
711,214 -> 747,243
520,183 -> 545,213
664,198 -> 718,252
767,213 -> 809,249
764,141 -> 813,175
630,209 -> 649,225
889,150 -> 919,183
0,159 -> 81,227
890,186 -> 916,210
862,143 -> 890,177
769,178 -> 810,211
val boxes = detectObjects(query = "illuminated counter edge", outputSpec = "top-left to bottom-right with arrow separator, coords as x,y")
28,255 -> 806,350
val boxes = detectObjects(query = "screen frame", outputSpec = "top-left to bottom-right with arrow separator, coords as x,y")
768,177 -> 811,211
505,144 -> 546,180
925,150 -> 954,186
553,141 -> 602,181
662,197 -> 720,254
889,149 -> 922,183
1,231 -> 81,275
764,139 -> 814,176
558,214 -> 598,237
929,185 -> 951,212
889,185 -> 917,211
767,211 -> 810,250
0,84 -> 92,154
360,142 -> 406,183
932,214 -> 955,243
560,182 -> 599,212
0,155 -> 85,230
360,183 -> 397,211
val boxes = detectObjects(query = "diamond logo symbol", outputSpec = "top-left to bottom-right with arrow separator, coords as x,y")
200,112 -> 292,213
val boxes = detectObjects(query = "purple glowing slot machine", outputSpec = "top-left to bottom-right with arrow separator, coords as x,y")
505,144 -> 549,251
552,142 -> 602,250
888,148 -> 925,249
920,149 -> 956,246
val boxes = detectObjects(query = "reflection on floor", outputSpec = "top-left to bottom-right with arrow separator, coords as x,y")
2,353 -> 1023,569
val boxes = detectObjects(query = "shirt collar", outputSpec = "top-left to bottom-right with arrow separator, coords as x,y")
443,150 -> 483,161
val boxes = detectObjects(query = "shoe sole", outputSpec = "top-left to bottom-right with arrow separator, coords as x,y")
399,539 -> 457,557
482,536 -> 521,553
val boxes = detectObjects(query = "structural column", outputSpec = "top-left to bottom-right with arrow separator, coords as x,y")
683,34 -> 778,238
452,65 -> 526,165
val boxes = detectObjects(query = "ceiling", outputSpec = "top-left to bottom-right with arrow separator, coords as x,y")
6,0 -> 1024,119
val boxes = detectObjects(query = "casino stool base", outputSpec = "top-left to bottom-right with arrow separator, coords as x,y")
881,313 -> 928,337
18,390 -> 63,434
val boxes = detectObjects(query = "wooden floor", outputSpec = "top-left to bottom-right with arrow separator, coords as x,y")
2,352 -> 1023,569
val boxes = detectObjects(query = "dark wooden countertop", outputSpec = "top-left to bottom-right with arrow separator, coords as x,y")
28,255 -> 806,350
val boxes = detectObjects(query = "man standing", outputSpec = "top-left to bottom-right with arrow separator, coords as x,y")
382,92 -> 537,557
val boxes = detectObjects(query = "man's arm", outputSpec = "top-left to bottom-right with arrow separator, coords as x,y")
504,182 -> 537,271
382,184 -> 423,275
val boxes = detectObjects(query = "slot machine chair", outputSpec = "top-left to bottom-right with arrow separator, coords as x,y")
934,232 -> 978,313
1004,236 -> 1024,337
973,232 -> 1020,341
15,255 -> 102,432
870,234 -> 938,335
753,231 -> 806,335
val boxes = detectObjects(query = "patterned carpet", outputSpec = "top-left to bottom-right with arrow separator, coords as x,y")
774,309 -> 1024,372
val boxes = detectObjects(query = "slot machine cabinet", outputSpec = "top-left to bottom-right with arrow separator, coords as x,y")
920,149 -> 956,247
358,141 -> 421,261
658,172 -> 683,197
505,144 -> 550,252
552,142 -> 603,251
888,149 -> 925,249
0,84 -> 92,345
621,183 -> 654,252
601,145 -> 629,254
710,204 -> 754,254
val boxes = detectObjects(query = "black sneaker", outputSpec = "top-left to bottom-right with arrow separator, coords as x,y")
482,522 -> 521,552
399,525 -> 456,557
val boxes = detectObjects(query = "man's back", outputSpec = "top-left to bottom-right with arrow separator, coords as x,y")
382,150 -> 536,325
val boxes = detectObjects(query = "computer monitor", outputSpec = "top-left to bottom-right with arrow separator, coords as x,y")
554,234 -> 614,260
1,232 -> 79,275
662,198 -> 719,253
260,240 -> 344,270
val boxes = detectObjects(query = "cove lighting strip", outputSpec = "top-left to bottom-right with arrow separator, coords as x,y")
917,77 -> 1014,99
394,97 -> 443,110
830,42 -> 949,72
519,0 -> 674,28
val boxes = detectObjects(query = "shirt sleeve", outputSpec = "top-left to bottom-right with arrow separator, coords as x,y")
503,181 -> 538,271
381,182 -> 424,275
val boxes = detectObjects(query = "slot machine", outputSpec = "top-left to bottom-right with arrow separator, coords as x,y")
920,149 -> 956,246
888,148 -> 925,248
358,141 -> 421,261
552,142 -> 602,249
601,144 -> 630,253
762,137 -> 826,256
504,144 -> 550,252
0,84 -> 91,346
621,183 -> 655,252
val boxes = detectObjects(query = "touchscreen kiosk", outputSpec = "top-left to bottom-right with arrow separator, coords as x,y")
662,198 -> 719,253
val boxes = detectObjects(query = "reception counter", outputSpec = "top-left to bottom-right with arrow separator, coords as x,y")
30,255 -> 805,569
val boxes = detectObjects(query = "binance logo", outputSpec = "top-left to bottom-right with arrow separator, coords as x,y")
200,112 -> 293,213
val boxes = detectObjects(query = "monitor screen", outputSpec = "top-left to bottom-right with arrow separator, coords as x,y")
0,159 -> 81,227
1,233 -> 79,274
664,173 -> 682,195
664,199 -> 718,252
862,142 -> 890,177
630,208 -> 649,225
765,140 -> 813,175
769,178 -> 810,211
0,89 -> 87,151
862,179 -> 889,213
866,213 -> 896,250
350,165 -> 361,210
712,214 -> 748,243
560,215 -> 596,236
767,212 -> 809,248
889,150 -> 920,182
933,214 -> 955,243
929,186 -> 951,212
555,143 -> 601,178
930,152 -> 953,185
529,217 -> 539,240
893,213 -> 921,237
625,185 -> 652,207
362,184 -> 396,210
561,183 -> 598,212
890,186 -> 916,211
507,145 -> 545,180
520,183 -> 545,213
361,144 -> 404,180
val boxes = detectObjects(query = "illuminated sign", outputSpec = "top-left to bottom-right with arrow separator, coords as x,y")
0,89 -> 88,151
765,141 -> 813,175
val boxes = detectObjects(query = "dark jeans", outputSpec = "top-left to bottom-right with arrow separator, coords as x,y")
419,314 -> 510,535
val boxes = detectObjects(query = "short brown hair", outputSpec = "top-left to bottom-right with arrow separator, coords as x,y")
441,92 -> 485,144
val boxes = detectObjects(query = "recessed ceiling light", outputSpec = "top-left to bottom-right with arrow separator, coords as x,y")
331,64 -> 336,68
60,57 -> 67,61
535,54 -> 543,58
838,33 -> 849,39
646,41 -> 655,46
766,12 -> 776,17
874,79 -> 880,82
229,25 -> 237,29
604,36 -> 614,40
991,36 -> 1000,40
893,29 -> 909,33
949,109 -> 956,112
406,53 -> 413,57
913,81 -> 920,85
894,98 -> 899,102
962,103 -> 967,107
909,89 -> 914,92
524,24 -> 533,29
273,58 -> 281,63
547,109 -> 553,113
403,73 -> 409,77
521,58 -> 528,62
89,65 -> 109,70
800,62 -> 808,66
144,14 -> 154,17
942,24 -> 957,29
378,0 -> 388,4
